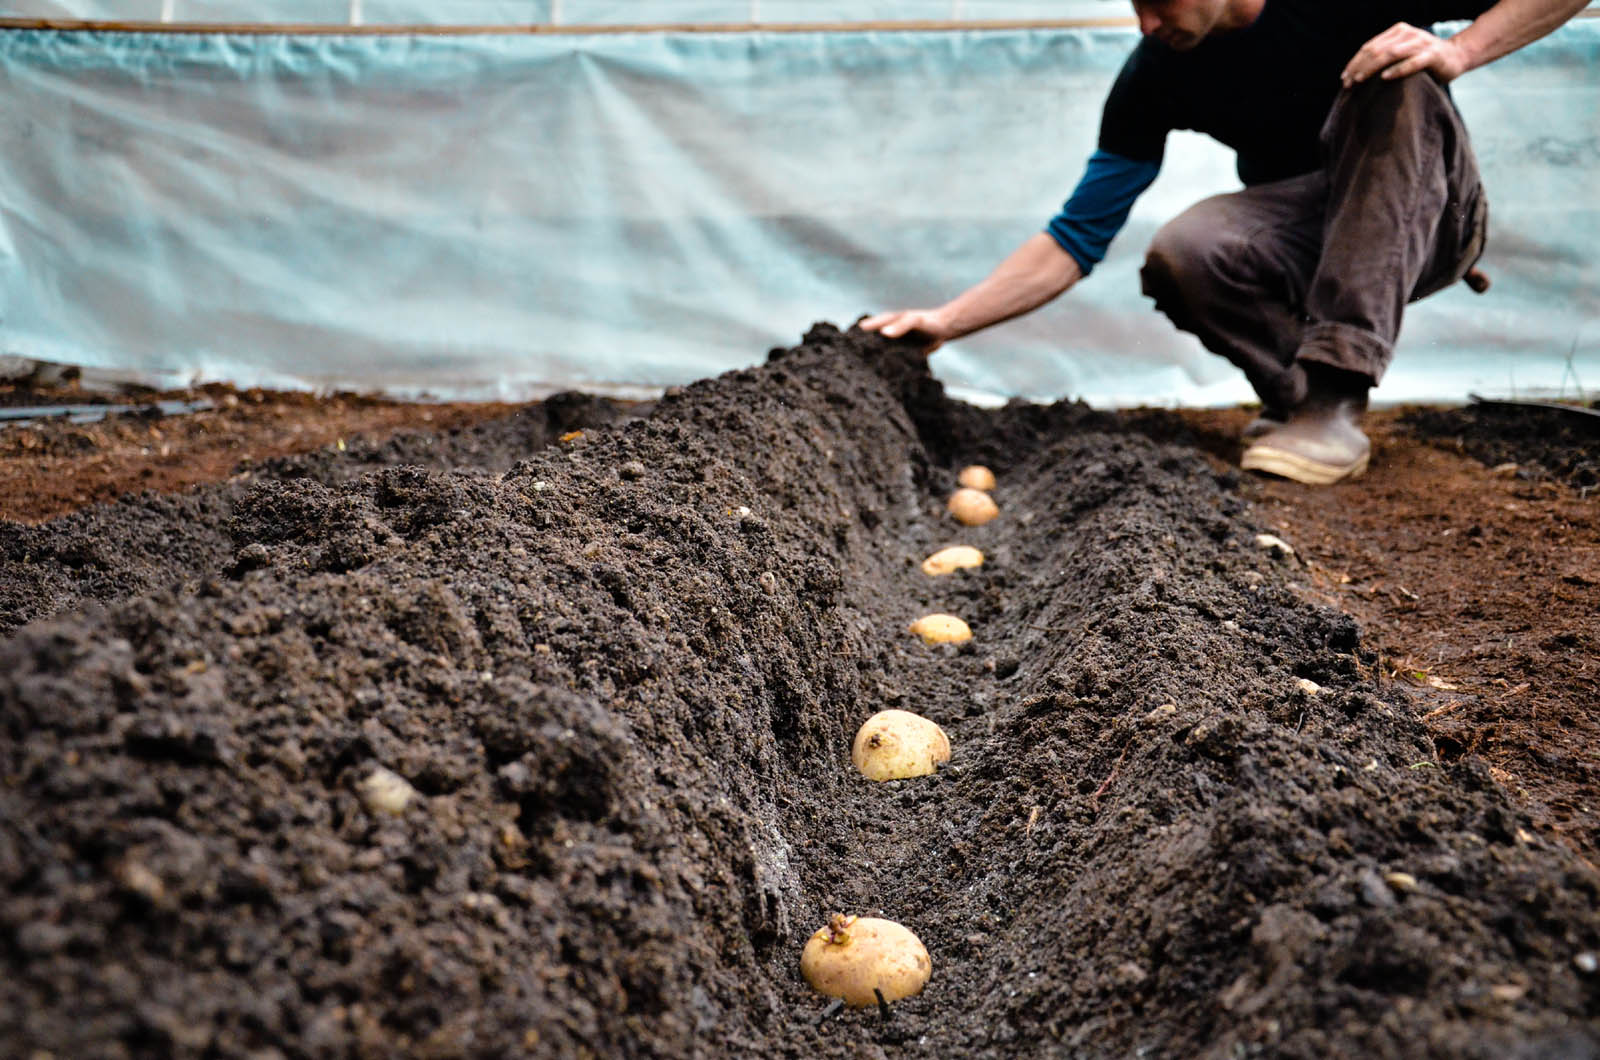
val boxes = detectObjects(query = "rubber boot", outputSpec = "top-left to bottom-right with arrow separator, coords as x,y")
1241,407 -> 1288,438
1240,370 -> 1371,484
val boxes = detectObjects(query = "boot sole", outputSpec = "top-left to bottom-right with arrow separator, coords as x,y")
1240,444 -> 1369,485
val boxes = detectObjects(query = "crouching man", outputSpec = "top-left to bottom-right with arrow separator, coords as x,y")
864,0 -> 1587,484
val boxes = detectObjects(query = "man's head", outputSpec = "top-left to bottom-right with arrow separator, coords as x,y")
1130,0 -> 1264,51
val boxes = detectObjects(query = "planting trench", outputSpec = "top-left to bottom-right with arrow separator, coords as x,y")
2,326 -> 1598,1058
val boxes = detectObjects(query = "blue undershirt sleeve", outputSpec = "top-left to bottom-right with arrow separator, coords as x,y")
1045,149 -> 1162,277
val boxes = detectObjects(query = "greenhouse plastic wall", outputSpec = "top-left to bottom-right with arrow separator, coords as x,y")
0,13 -> 1596,404
0,2 -> 1138,25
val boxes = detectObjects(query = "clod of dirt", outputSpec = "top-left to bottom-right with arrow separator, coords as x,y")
800,914 -> 932,1006
957,465 -> 996,491
947,488 -> 998,526
909,613 -> 971,644
851,709 -> 951,781
921,545 -> 984,576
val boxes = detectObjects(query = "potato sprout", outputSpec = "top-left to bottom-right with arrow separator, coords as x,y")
957,465 -> 997,491
909,613 -> 971,644
947,488 -> 999,526
921,545 -> 984,576
851,709 -> 951,781
801,914 -> 932,1007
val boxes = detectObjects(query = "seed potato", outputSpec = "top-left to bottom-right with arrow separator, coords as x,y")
801,914 -> 932,1007
957,465 -> 997,491
947,488 -> 999,526
852,709 -> 951,781
921,545 -> 985,576
909,613 -> 971,644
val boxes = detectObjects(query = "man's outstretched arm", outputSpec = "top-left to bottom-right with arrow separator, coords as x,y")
860,234 -> 1084,354
1342,0 -> 1590,86
862,149 -> 1160,354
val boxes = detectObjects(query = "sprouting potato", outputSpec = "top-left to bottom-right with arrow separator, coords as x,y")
947,488 -> 999,526
921,545 -> 985,576
908,613 -> 971,644
358,766 -> 416,816
958,465 -> 996,491
801,914 -> 932,1007
852,709 -> 951,781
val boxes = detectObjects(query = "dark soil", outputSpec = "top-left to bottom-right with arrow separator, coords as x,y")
0,392 -> 640,636
0,384 -> 532,524
1405,401 -> 1600,492
3,326 -> 1598,1059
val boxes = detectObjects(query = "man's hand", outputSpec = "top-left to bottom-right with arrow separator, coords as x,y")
859,309 -> 956,356
860,233 -> 1085,356
1342,22 -> 1472,87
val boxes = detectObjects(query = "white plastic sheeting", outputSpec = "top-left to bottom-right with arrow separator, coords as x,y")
0,18 -> 1596,405
3,2 -> 1134,25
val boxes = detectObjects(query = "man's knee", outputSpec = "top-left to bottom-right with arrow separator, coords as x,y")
1324,71 -> 1458,146
1142,210 -> 1231,309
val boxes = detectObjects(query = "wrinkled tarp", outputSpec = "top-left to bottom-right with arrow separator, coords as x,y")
2,2 -> 1137,25
0,18 -> 1596,405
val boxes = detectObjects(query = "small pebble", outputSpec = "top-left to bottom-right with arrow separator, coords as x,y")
1112,960 -> 1148,987
1383,871 -> 1418,894
1254,533 -> 1296,560
758,571 -> 778,594
1296,678 -> 1322,695
619,460 -> 646,481
114,860 -> 166,903
1144,703 -> 1178,724
1574,952 -> 1598,974
359,767 -> 416,817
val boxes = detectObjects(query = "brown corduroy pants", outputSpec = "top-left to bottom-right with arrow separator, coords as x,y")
1139,74 -> 1488,411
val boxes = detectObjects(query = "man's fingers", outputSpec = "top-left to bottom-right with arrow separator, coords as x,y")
1347,43 -> 1410,82
861,311 -> 934,339
1381,51 -> 1432,79
861,310 -> 947,353
1344,22 -> 1427,84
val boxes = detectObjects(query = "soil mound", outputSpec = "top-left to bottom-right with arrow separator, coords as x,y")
0,394 -> 637,637
1406,401 -> 1600,490
3,326 -> 1598,1058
